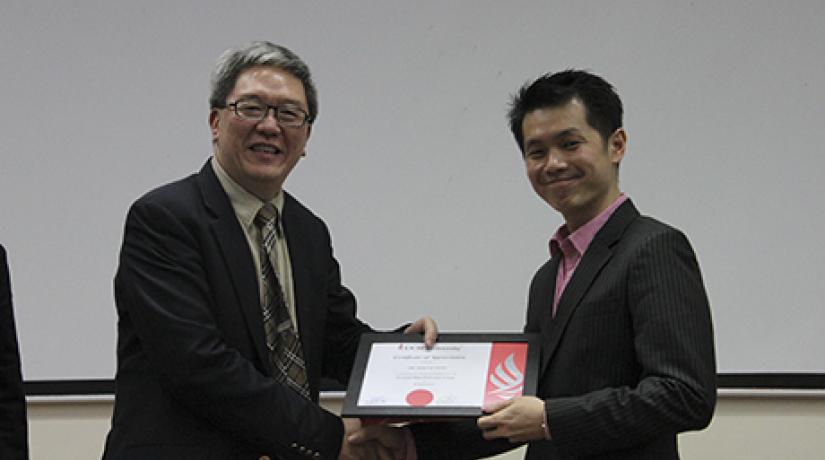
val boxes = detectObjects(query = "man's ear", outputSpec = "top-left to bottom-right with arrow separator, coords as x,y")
209,109 -> 220,144
301,124 -> 312,157
608,127 -> 627,165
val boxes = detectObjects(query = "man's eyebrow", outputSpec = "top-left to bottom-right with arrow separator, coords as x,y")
525,127 -> 582,147
552,128 -> 582,140
525,138 -> 545,149
233,94 -> 263,102
234,94 -> 306,107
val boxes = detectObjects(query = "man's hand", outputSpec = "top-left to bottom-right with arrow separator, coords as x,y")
477,396 -> 547,443
403,316 -> 437,349
348,424 -> 408,460
339,418 -> 401,460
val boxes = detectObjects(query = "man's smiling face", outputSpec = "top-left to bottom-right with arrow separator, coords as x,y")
522,98 -> 625,230
210,65 -> 311,200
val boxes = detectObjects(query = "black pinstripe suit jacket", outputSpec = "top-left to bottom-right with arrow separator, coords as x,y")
413,199 -> 716,460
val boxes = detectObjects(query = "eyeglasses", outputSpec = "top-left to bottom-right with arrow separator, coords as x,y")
226,99 -> 312,128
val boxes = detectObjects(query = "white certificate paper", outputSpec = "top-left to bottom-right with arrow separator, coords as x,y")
357,342 -> 527,408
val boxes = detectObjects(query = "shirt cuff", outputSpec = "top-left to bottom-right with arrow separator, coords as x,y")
542,401 -> 552,440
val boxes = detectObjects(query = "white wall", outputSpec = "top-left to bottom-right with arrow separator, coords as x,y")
4,1 -> 825,382
27,395 -> 825,460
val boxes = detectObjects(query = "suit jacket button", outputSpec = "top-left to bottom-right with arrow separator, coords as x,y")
299,446 -> 306,453
291,442 -> 299,449
259,456 -> 271,460
313,453 -> 321,458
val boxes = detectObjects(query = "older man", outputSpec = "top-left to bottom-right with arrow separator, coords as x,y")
102,42 -> 435,460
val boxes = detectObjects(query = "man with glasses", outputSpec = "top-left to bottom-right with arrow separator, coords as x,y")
102,41 -> 435,460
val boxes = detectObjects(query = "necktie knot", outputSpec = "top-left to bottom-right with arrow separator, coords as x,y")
255,203 -> 281,238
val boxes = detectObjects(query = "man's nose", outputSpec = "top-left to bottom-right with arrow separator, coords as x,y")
543,149 -> 566,172
256,108 -> 282,134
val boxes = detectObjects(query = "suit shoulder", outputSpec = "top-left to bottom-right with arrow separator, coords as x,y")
527,257 -> 556,299
618,214 -> 700,264
132,173 -> 200,209
121,172 -> 208,234
0,244 -> 8,290
533,257 -> 555,277
628,214 -> 687,240
283,192 -> 327,228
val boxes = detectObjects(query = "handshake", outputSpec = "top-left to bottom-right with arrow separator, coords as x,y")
337,394 -> 548,460
339,418 -> 409,460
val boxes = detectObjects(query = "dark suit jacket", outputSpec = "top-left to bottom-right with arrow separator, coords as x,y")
413,200 -> 716,460
0,245 -> 28,460
102,162 -> 372,460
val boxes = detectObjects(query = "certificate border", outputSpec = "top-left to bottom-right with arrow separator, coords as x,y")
341,332 -> 540,418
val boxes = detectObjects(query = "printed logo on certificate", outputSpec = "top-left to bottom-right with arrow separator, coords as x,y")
342,333 -> 539,419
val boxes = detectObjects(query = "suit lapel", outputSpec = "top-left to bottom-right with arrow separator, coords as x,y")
196,162 -> 270,368
539,200 -> 640,374
538,257 -> 560,373
280,193 -> 312,350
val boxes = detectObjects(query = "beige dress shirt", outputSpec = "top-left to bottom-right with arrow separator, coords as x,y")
211,157 -> 298,330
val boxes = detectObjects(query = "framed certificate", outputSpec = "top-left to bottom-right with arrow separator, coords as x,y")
341,333 -> 540,418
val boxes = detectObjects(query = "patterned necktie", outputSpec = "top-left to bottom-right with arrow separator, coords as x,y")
254,203 -> 310,399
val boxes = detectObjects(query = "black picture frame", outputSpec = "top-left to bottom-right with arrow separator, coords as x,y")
342,332 -> 540,419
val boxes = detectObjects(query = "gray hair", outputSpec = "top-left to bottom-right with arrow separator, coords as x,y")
209,41 -> 318,122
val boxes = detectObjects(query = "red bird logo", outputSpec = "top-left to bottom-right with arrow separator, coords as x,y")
488,353 -> 524,400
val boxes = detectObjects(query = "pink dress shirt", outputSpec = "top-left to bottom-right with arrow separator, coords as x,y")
549,194 -> 627,317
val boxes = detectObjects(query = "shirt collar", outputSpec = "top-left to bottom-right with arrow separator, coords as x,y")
211,156 -> 284,229
549,194 -> 627,258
